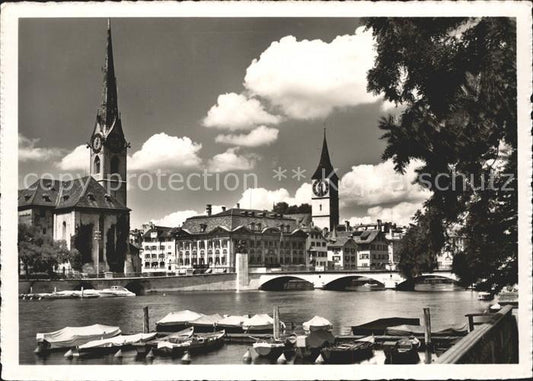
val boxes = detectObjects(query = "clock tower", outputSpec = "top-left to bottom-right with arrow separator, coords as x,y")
311,129 -> 339,231
89,20 -> 128,207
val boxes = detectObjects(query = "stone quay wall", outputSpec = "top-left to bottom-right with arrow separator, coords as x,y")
19,273 -> 237,295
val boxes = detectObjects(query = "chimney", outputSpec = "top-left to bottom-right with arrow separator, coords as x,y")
377,219 -> 382,231
236,202 -> 240,209
221,206 -> 226,212
345,220 -> 350,231
206,204 -> 212,216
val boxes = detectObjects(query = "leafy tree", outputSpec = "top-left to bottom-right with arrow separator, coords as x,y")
365,18 -> 517,291
18,223 -> 79,278
273,202 -> 312,214
273,202 -> 289,214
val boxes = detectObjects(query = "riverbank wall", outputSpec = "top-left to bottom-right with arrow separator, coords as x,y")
19,273 -> 237,295
436,305 -> 518,363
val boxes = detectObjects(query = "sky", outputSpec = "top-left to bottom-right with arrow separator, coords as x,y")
19,18 -> 430,229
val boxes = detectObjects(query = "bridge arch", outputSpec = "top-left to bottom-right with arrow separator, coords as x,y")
124,280 -> 146,295
322,275 -> 386,291
258,275 -> 314,291
396,273 -> 460,290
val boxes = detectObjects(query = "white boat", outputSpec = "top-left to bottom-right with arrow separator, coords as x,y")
216,315 -> 248,333
242,314 -> 286,333
477,291 -> 493,301
98,286 -> 136,297
76,332 -> 157,356
302,316 -> 333,333
190,314 -> 223,332
252,340 -> 286,357
156,310 -> 204,332
36,324 -> 121,351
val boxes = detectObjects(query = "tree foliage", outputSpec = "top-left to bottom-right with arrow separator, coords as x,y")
272,202 -> 312,214
365,18 -> 517,290
18,223 -> 78,278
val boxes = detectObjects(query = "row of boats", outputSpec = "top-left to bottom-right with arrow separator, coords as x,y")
34,310 -> 452,364
21,286 -> 135,300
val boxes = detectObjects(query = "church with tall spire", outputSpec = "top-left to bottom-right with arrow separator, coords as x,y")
18,20 -> 134,275
311,129 -> 339,231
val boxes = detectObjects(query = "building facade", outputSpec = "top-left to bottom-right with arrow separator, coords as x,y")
141,226 -> 178,274
173,207 -> 308,272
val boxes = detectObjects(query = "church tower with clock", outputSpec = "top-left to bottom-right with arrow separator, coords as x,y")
311,129 -> 339,231
89,20 -> 128,207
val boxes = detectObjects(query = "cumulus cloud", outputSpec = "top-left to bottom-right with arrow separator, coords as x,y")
150,205 -> 225,227
129,133 -> 202,171
151,209 -> 199,227
339,159 -> 430,207
19,134 -> 64,162
347,200 -> 424,227
244,26 -> 378,120
237,183 -> 312,210
207,147 -> 257,172
215,125 -> 279,147
56,145 -> 89,171
203,93 -> 282,130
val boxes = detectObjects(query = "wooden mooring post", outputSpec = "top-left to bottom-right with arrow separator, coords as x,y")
143,306 -> 150,333
423,307 -> 432,364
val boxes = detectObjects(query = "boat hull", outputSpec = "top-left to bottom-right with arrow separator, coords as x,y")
320,342 -> 373,364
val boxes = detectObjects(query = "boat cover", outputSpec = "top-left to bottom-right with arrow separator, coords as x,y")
216,315 -> 248,327
191,314 -> 223,326
306,329 -> 335,349
242,314 -> 286,331
78,332 -> 157,349
385,323 -> 468,337
303,316 -> 333,332
157,310 -> 204,326
351,317 -> 420,335
36,324 -> 121,348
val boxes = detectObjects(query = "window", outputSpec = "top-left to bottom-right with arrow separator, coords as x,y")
62,221 -> 66,240
94,156 -> 101,173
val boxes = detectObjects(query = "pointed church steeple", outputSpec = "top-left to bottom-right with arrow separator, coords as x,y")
97,19 -> 119,132
312,128 -> 337,180
89,19 -> 128,207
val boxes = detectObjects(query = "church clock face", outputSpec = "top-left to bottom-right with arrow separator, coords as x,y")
92,134 -> 103,153
313,179 -> 329,197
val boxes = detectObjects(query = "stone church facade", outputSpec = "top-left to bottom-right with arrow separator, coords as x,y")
18,21 -> 132,274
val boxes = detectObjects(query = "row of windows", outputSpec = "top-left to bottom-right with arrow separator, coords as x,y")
178,257 -> 227,266
309,241 -> 327,247
178,239 -> 229,250
249,256 -> 305,265
178,249 -> 228,256
239,240 -> 304,249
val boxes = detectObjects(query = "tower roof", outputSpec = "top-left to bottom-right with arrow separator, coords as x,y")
312,128 -> 337,180
97,19 -> 119,132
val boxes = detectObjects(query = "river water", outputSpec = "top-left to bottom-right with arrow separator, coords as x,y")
20,289 -> 491,364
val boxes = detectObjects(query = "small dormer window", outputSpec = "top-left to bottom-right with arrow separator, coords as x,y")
42,194 -> 51,202
87,193 -> 96,202
104,193 -> 112,202
24,195 -> 31,201
200,223 -> 207,232
63,195 -> 70,201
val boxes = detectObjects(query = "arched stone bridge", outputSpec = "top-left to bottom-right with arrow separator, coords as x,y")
247,270 -> 458,290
